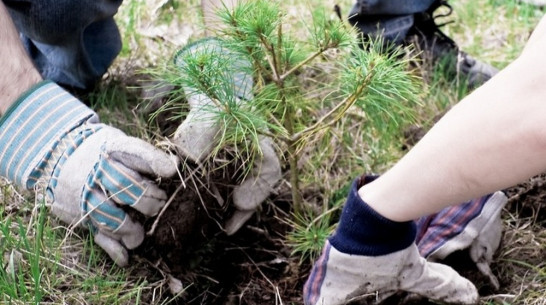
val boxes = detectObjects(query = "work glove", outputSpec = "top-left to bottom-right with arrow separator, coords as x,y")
0,81 -> 178,266
304,175 -> 479,305
171,39 -> 282,235
416,191 -> 508,290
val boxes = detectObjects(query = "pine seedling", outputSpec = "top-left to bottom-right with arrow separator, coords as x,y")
287,209 -> 336,263
150,0 -> 421,216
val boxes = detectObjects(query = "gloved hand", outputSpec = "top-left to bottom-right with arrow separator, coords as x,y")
171,39 -> 282,235
172,38 -> 254,163
0,81 -> 178,266
416,191 -> 508,290
227,135 -> 281,235
304,175 -> 479,305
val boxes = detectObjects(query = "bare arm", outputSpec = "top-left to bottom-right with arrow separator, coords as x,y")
0,2 -> 42,115
360,15 -> 546,221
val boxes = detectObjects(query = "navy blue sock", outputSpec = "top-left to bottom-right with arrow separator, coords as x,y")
329,176 -> 416,256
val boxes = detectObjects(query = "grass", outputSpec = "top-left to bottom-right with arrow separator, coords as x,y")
0,181 -> 152,304
1,0 -> 544,304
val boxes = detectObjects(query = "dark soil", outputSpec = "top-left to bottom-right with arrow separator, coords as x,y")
129,155 -> 306,305
128,159 -> 544,305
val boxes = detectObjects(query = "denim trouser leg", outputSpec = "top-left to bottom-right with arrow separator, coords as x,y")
5,0 -> 123,89
349,0 -> 437,44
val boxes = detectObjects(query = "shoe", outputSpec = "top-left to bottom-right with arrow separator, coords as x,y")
349,0 -> 498,88
405,0 -> 498,88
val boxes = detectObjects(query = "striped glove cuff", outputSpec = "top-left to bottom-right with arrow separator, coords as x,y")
0,81 -> 96,189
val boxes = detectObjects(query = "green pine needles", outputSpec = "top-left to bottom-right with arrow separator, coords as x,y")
150,0 -> 422,258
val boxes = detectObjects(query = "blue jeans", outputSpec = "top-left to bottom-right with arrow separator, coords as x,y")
5,0 -> 123,90
349,0 -> 437,44
5,0 -> 435,89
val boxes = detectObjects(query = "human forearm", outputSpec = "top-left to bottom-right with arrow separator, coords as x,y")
0,2 -> 42,115
359,16 -> 546,221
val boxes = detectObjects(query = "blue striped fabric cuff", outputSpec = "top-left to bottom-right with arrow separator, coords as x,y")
0,81 -> 96,188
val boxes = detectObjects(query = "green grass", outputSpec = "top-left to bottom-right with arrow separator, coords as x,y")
0,183 -> 154,304
1,0 -> 545,304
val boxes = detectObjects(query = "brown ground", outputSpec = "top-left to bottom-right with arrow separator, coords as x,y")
129,152 -> 306,305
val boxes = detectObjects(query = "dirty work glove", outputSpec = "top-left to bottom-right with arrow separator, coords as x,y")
304,175 -> 479,305
171,39 -> 282,235
0,81 -> 178,266
226,135 -> 281,235
171,38 -> 254,162
416,191 -> 508,290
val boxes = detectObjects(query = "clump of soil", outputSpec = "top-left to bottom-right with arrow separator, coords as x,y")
129,155 -> 306,305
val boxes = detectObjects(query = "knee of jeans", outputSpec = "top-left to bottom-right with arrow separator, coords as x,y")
7,0 -> 121,44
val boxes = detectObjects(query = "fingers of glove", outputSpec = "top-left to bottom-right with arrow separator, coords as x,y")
172,104 -> 221,162
232,174 -> 273,211
224,210 -> 255,236
94,231 -> 129,267
475,258 -> 500,291
400,247 -> 479,304
232,137 -> 281,211
469,213 -> 503,290
100,215 -> 145,250
131,181 -> 169,216
82,185 -> 144,249
416,191 -> 507,260
104,135 -> 178,179
415,192 -> 507,293
304,241 -> 478,305
92,155 -> 167,216
82,188 -> 127,232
